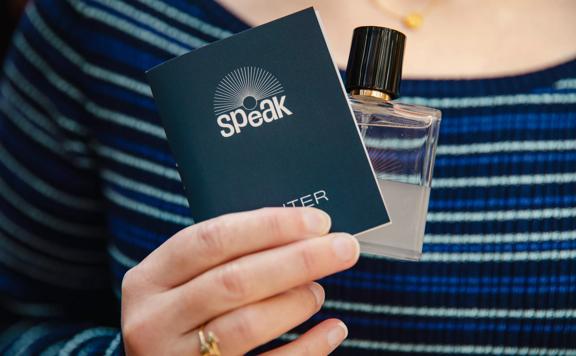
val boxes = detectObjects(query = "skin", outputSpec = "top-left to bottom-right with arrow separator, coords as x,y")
216,0 -> 576,78
122,208 -> 358,355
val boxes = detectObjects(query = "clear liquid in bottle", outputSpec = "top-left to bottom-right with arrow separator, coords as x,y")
350,96 -> 440,260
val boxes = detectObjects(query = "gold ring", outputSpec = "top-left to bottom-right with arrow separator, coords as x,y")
198,326 -> 221,356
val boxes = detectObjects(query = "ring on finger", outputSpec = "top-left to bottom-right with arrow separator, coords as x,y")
199,325 -> 221,356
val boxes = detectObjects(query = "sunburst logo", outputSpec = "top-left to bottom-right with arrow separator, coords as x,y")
214,66 -> 293,138
214,67 -> 284,115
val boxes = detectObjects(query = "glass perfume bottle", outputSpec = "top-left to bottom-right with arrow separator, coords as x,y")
346,27 -> 441,260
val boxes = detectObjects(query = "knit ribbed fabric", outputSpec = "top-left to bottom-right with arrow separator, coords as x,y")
0,1 -> 574,354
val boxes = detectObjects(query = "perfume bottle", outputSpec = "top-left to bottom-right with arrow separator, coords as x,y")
346,27 -> 441,260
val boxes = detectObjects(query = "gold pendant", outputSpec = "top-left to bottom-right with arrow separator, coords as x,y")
403,12 -> 423,29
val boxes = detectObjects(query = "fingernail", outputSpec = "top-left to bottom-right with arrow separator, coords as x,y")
327,321 -> 348,350
303,209 -> 331,235
331,234 -> 359,262
308,282 -> 325,308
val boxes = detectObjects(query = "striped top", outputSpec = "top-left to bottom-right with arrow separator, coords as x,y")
0,0 -> 575,354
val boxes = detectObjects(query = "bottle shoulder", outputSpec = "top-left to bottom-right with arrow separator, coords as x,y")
348,95 -> 441,127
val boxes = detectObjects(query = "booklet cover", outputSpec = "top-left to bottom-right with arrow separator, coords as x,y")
146,8 -> 390,234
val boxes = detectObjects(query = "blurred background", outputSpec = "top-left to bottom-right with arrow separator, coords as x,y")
0,0 -> 27,60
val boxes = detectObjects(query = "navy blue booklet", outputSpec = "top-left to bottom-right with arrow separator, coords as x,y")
147,8 -> 390,234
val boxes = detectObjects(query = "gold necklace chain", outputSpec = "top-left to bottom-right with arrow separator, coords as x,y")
372,0 -> 439,30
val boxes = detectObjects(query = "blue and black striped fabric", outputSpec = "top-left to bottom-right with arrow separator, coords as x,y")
0,0 -> 574,354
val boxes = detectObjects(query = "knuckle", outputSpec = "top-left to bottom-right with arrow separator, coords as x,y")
195,219 -> 226,254
298,247 -> 317,280
262,208 -> 285,237
121,267 -> 140,296
178,284 -> 200,313
231,309 -> 257,341
121,269 -> 134,294
121,319 -> 138,341
218,263 -> 248,301
295,209 -> 312,234
121,265 -> 154,296
298,342 -> 318,356
122,317 -> 152,353
300,342 -> 316,356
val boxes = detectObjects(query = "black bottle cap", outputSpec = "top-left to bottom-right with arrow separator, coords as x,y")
345,26 -> 406,99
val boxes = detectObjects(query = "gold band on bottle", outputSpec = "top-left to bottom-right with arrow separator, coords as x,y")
350,89 -> 391,101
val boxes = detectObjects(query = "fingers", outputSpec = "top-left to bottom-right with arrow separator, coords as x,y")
134,207 -> 331,289
175,283 -> 325,356
168,233 -> 359,331
262,319 -> 348,356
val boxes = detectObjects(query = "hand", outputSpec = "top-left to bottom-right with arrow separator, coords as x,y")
121,207 -> 359,355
